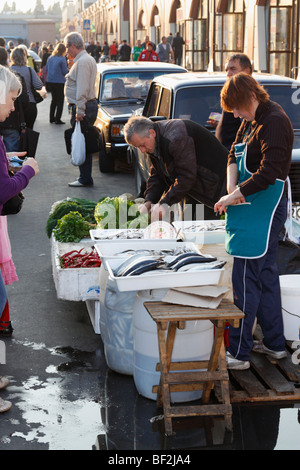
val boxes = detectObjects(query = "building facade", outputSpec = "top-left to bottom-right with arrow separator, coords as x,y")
60,0 -> 300,78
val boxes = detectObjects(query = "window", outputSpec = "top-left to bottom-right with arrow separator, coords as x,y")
184,0 -> 209,71
268,0 -> 295,77
214,0 -> 244,71
174,86 -> 223,125
157,88 -> 172,117
100,72 -> 169,102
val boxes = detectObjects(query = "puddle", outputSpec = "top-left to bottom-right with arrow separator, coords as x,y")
8,375 -> 105,450
2,342 -> 106,450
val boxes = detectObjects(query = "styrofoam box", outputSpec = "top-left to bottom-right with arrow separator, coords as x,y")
172,220 -> 226,245
97,240 -> 223,292
90,229 -> 146,241
51,238 -> 100,301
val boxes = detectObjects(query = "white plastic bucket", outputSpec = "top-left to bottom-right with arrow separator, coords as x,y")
279,274 -> 300,341
133,289 -> 214,402
99,264 -> 137,375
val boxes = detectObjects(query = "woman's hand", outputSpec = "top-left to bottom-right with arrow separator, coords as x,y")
6,151 -> 27,159
214,188 -> 246,215
23,157 -> 39,175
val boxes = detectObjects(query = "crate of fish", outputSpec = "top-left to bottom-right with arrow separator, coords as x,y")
101,242 -> 225,292
95,240 -> 196,269
172,220 -> 226,245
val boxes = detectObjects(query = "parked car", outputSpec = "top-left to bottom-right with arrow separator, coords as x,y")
94,61 -> 187,173
131,71 -> 300,207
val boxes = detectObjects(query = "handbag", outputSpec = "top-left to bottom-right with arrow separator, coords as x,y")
1,171 -> 24,216
29,67 -> 44,104
19,127 -> 40,158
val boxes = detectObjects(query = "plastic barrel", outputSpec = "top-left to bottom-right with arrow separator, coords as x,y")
133,289 -> 214,402
280,274 -> 300,341
99,263 -> 137,375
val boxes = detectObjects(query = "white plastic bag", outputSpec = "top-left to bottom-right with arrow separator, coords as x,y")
71,122 -> 86,166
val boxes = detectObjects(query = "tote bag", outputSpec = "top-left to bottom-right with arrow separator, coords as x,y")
71,122 -> 86,166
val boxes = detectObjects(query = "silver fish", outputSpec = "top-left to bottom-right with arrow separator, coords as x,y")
176,260 -> 226,272
126,259 -> 162,276
167,252 -> 216,269
113,255 -> 152,276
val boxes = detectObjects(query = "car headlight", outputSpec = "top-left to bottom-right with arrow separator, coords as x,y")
111,124 -> 124,137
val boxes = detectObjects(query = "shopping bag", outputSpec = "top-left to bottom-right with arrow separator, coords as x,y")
70,122 -> 86,166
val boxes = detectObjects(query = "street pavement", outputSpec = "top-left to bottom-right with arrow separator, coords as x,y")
0,97 -> 140,450
1,97 -> 295,453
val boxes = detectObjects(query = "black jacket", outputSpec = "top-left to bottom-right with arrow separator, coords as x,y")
0,73 -> 29,130
145,119 -> 228,208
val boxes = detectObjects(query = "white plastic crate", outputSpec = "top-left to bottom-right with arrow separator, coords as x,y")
172,220 -> 226,245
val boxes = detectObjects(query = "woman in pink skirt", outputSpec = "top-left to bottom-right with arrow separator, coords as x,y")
0,216 -> 18,336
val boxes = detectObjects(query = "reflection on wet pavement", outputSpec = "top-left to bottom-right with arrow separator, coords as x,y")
9,375 -> 104,450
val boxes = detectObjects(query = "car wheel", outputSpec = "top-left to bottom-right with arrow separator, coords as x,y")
98,137 -> 115,173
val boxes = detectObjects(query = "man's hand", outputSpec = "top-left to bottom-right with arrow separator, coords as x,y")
150,203 -> 166,221
76,113 -> 85,121
138,200 -> 152,214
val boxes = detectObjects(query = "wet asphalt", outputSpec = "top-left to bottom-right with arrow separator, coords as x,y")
0,98 -> 136,450
0,98 -> 299,453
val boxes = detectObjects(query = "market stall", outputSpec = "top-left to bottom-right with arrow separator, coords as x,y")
48,194 -> 300,407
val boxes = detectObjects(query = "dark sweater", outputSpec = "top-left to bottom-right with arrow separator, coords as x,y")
228,100 -> 293,197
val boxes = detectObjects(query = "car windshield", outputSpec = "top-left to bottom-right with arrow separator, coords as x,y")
174,86 -> 222,125
174,83 -> 300,145
101,71 -> 171,102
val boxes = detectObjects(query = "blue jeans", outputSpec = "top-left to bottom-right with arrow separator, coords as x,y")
0,129 -> 20,152
70,100 -> 98,185
228,194 -> 287,361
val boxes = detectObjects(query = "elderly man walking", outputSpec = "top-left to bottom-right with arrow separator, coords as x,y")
64,32 -> 98,187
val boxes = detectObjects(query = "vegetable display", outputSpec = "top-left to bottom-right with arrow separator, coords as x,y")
46,197 -> 100,238
94,196 -> 147,229
59,248 -> 101,269
47,194 -> 148,243
53,212 -> 94,243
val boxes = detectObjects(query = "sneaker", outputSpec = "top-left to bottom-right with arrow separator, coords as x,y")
68,180 -> 93,187
0,397 -> 12,413
252,340 -> 287,359
0,377 -> 10,389
226,351 -> 250,370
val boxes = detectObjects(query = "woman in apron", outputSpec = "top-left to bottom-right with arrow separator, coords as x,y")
214,73 -> 293,370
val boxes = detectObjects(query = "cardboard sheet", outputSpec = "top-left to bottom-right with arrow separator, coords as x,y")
162,285 -> 229,309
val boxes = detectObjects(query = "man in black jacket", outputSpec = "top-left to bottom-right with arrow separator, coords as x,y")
210,53 -> 252,150
118,40 -> 131,61
124,116 -> 228,220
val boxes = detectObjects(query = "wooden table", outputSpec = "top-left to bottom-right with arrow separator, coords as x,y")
144,298 -> 244,435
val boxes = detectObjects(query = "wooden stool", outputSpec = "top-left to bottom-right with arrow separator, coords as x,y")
144,298 -> 244,435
